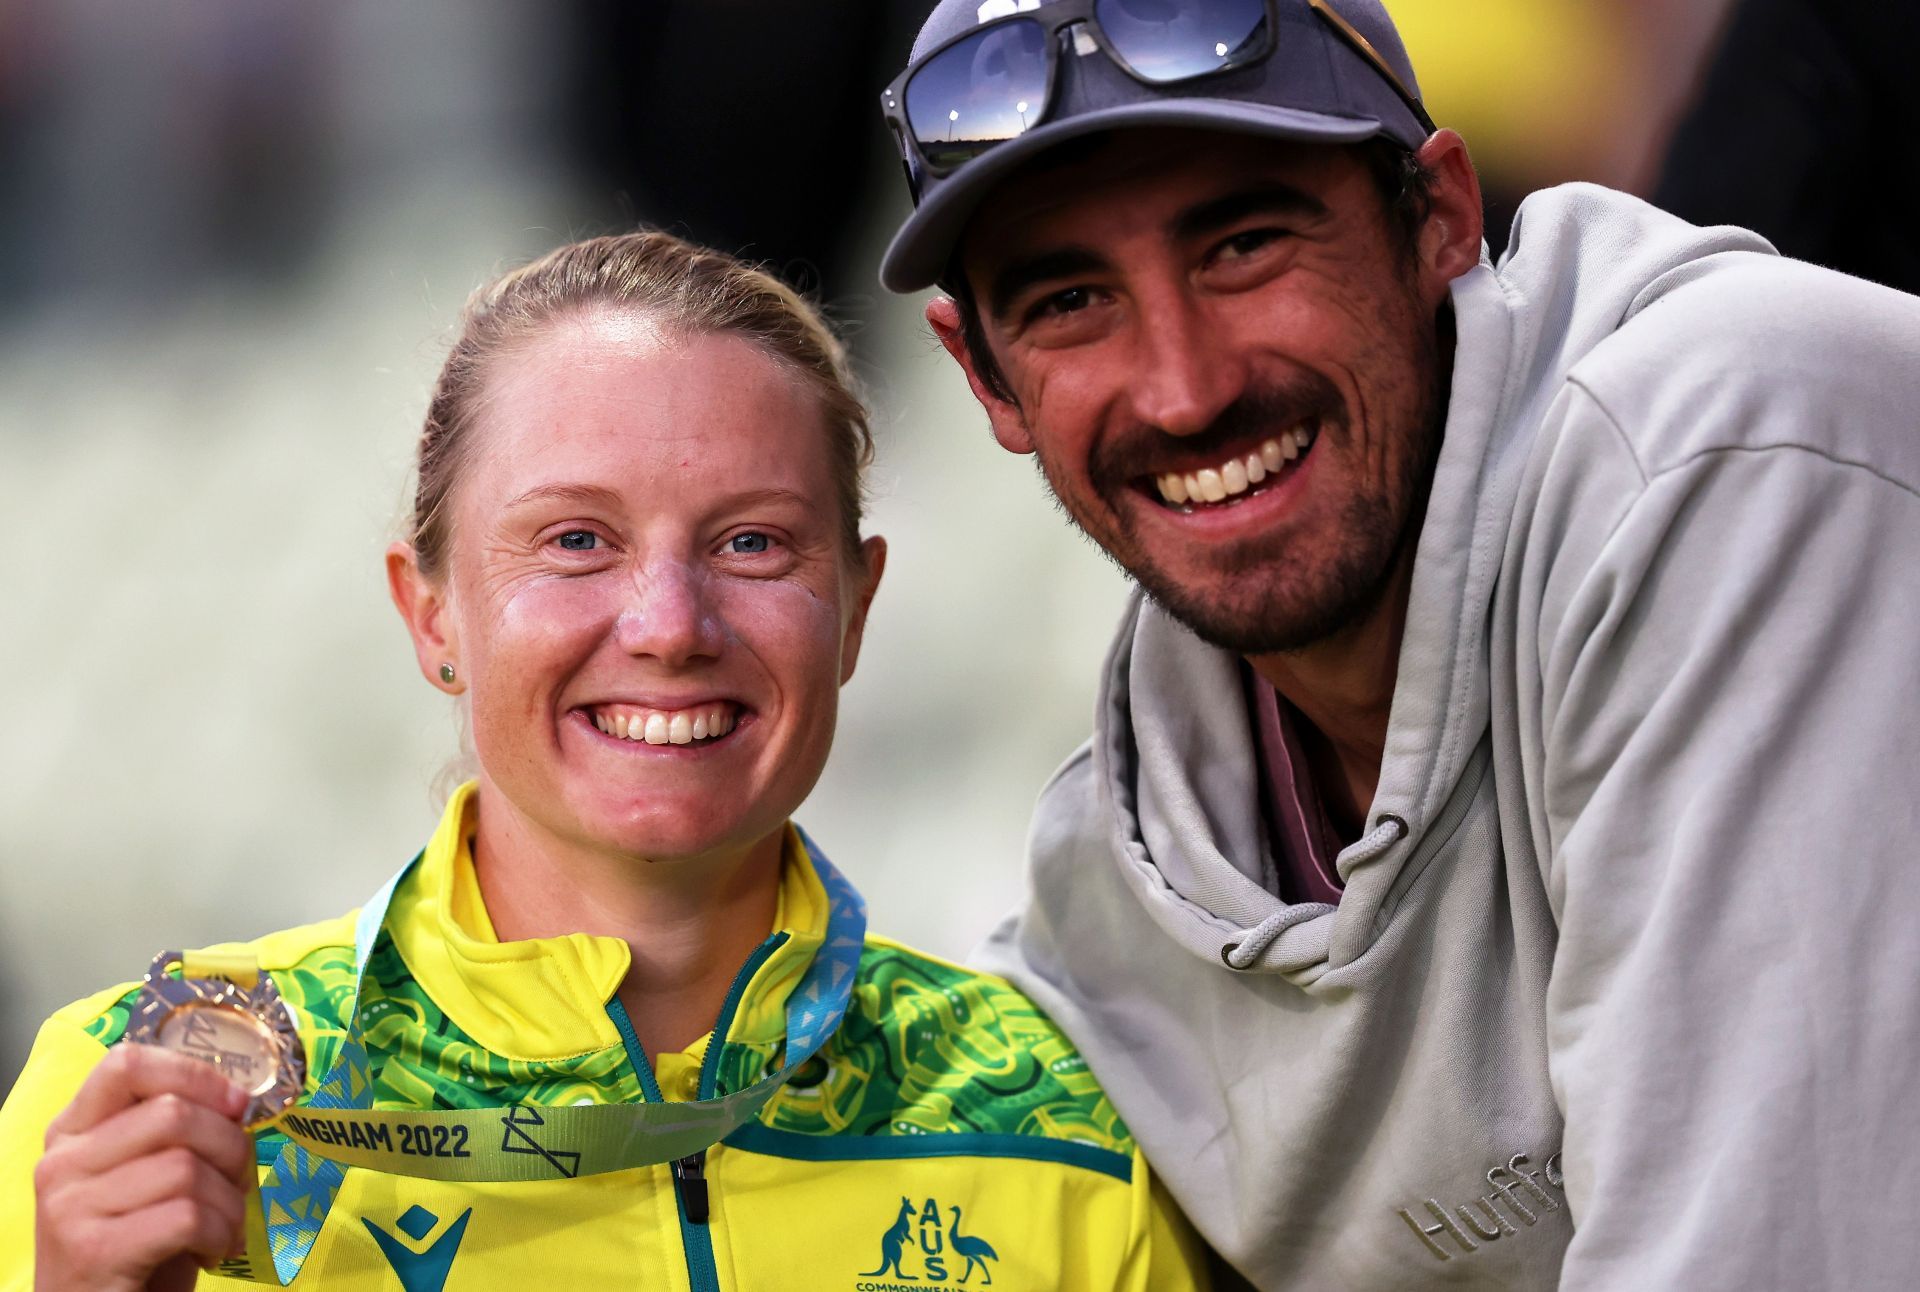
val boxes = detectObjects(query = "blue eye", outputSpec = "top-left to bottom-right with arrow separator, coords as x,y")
729,532 -> 771,554
556,530 -> 599,551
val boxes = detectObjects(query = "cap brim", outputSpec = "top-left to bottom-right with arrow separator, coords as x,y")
879,99 -> 1384,294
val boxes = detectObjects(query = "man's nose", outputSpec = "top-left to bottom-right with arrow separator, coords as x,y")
1126,296 -> 1245,437
612,559 -> 725,667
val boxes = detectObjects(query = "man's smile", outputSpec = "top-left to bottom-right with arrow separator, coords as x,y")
1148,423 -> 1320,510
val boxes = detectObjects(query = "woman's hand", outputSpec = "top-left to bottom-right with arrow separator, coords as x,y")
34,1044 -> 256,1292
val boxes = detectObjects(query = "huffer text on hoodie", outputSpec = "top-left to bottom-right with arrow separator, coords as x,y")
977,185 -> 1920,1290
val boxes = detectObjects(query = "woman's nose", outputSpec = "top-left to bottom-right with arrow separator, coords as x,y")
611,561 -> 725,667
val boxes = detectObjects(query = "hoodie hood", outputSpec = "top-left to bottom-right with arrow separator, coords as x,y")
1092,184 -> 1776,982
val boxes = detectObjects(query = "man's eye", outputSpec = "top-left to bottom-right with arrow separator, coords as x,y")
729,532 -> 772,554
1217,229 -> 1285,260
556,530 -> 599,552
1032,287 -> 1092,320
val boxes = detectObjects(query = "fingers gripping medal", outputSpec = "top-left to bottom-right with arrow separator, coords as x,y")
123,949 -> 306,1129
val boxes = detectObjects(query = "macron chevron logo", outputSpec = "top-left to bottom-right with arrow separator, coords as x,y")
363,1205 -> 473,1292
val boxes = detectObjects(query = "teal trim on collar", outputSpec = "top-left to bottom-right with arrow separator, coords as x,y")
723,1121 -> 1133,1183
605,995 -> 665,1104
601,931 -> 791,1104
701,932 -> 789,1099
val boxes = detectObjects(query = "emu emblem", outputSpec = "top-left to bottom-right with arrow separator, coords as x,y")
858,1196 -> 1000,1284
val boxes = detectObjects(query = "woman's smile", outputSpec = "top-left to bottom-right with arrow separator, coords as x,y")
580,700 -> 742,747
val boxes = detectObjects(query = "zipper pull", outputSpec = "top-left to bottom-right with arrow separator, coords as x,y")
673,1151 -> 710,1225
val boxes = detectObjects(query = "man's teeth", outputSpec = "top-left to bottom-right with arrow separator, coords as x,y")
1155,427 -> 1315,506
591,704 -> 737,746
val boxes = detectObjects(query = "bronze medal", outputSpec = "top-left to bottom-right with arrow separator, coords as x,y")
124,950 -> 307,1130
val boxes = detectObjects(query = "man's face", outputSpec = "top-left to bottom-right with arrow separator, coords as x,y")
951,129 -> 1457,655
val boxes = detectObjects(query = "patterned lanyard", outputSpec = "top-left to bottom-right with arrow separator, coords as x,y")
219,829 -> 867,1285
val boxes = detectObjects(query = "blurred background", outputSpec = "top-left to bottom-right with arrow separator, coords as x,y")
2,0 -> 1900,1096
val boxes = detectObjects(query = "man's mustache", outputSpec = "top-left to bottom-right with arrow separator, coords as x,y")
1090,375 -> 1345,491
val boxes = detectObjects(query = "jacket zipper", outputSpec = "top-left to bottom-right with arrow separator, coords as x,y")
678,932 -> 787,1292
605,997 -> 718,1291
668,1151 -> 714,1290
674,1148 -> 720,1292
606,932 -> 789,1292
673,1152 -> 710,1224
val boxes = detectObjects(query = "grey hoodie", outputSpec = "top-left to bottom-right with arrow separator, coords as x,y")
976,185 -> 1920,1290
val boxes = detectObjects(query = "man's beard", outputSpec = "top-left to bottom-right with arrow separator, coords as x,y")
1033,328 -> 1447,657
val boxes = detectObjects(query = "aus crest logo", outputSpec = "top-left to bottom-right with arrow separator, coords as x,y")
857,1196 -> 1000,1288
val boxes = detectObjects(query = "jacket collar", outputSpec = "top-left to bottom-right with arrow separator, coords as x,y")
383,782 -> 828,1064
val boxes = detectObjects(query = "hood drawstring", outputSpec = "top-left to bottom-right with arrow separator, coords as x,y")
1221,815 -> 1408,970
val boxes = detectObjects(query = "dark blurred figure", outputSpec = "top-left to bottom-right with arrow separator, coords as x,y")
1656,0 -> 1920,295
0,0 -> 330,311
564,2 -> 916,316
0,3 -> 49,303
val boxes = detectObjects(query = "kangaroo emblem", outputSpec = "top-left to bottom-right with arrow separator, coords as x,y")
861,1196 -> 919,1279
950,1205 -> 999,1285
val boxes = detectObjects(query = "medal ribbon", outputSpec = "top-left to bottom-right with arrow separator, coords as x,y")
213,828 -> 866,1285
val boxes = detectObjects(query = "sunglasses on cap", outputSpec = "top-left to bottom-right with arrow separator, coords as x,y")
880,0 -> 1436,201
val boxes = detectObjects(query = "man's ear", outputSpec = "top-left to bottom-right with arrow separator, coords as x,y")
386,542 -> 464,694
1412,129 -> 1485,301
926,295 -> 1036,456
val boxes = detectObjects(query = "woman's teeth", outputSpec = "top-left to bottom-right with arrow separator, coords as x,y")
590,704 -> 737,746
1155,426 -> 1315,506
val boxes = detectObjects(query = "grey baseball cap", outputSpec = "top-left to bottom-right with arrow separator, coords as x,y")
879,0 -> 1431,292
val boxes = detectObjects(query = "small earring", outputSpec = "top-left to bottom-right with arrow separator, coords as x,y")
439,663 -> 457,684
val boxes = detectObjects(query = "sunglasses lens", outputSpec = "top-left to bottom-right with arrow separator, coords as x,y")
1093,0 -> 1269,83
905,19 -> 1051,171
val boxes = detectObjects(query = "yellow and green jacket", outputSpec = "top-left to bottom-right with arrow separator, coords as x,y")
0,786 -> 1207,1291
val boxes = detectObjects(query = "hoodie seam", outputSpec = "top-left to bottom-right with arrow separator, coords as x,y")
1538,383 -> 1660,586
1568,374 -> 1920,502
1563,377 -> 1651,486
1647,444 -> 1920,501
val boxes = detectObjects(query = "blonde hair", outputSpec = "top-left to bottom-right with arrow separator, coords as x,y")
410,231 -> 873,579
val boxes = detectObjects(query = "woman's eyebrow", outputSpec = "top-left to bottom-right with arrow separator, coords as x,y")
503,482 -> 626,511
716,486 -> 813,513
1170,184 -> 1329,243
503,483 -> 814,513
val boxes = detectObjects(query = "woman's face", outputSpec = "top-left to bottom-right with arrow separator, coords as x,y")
398,308 -> 884,868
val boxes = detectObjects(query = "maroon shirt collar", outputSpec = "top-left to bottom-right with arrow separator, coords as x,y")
1244,665 -> 1348,906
